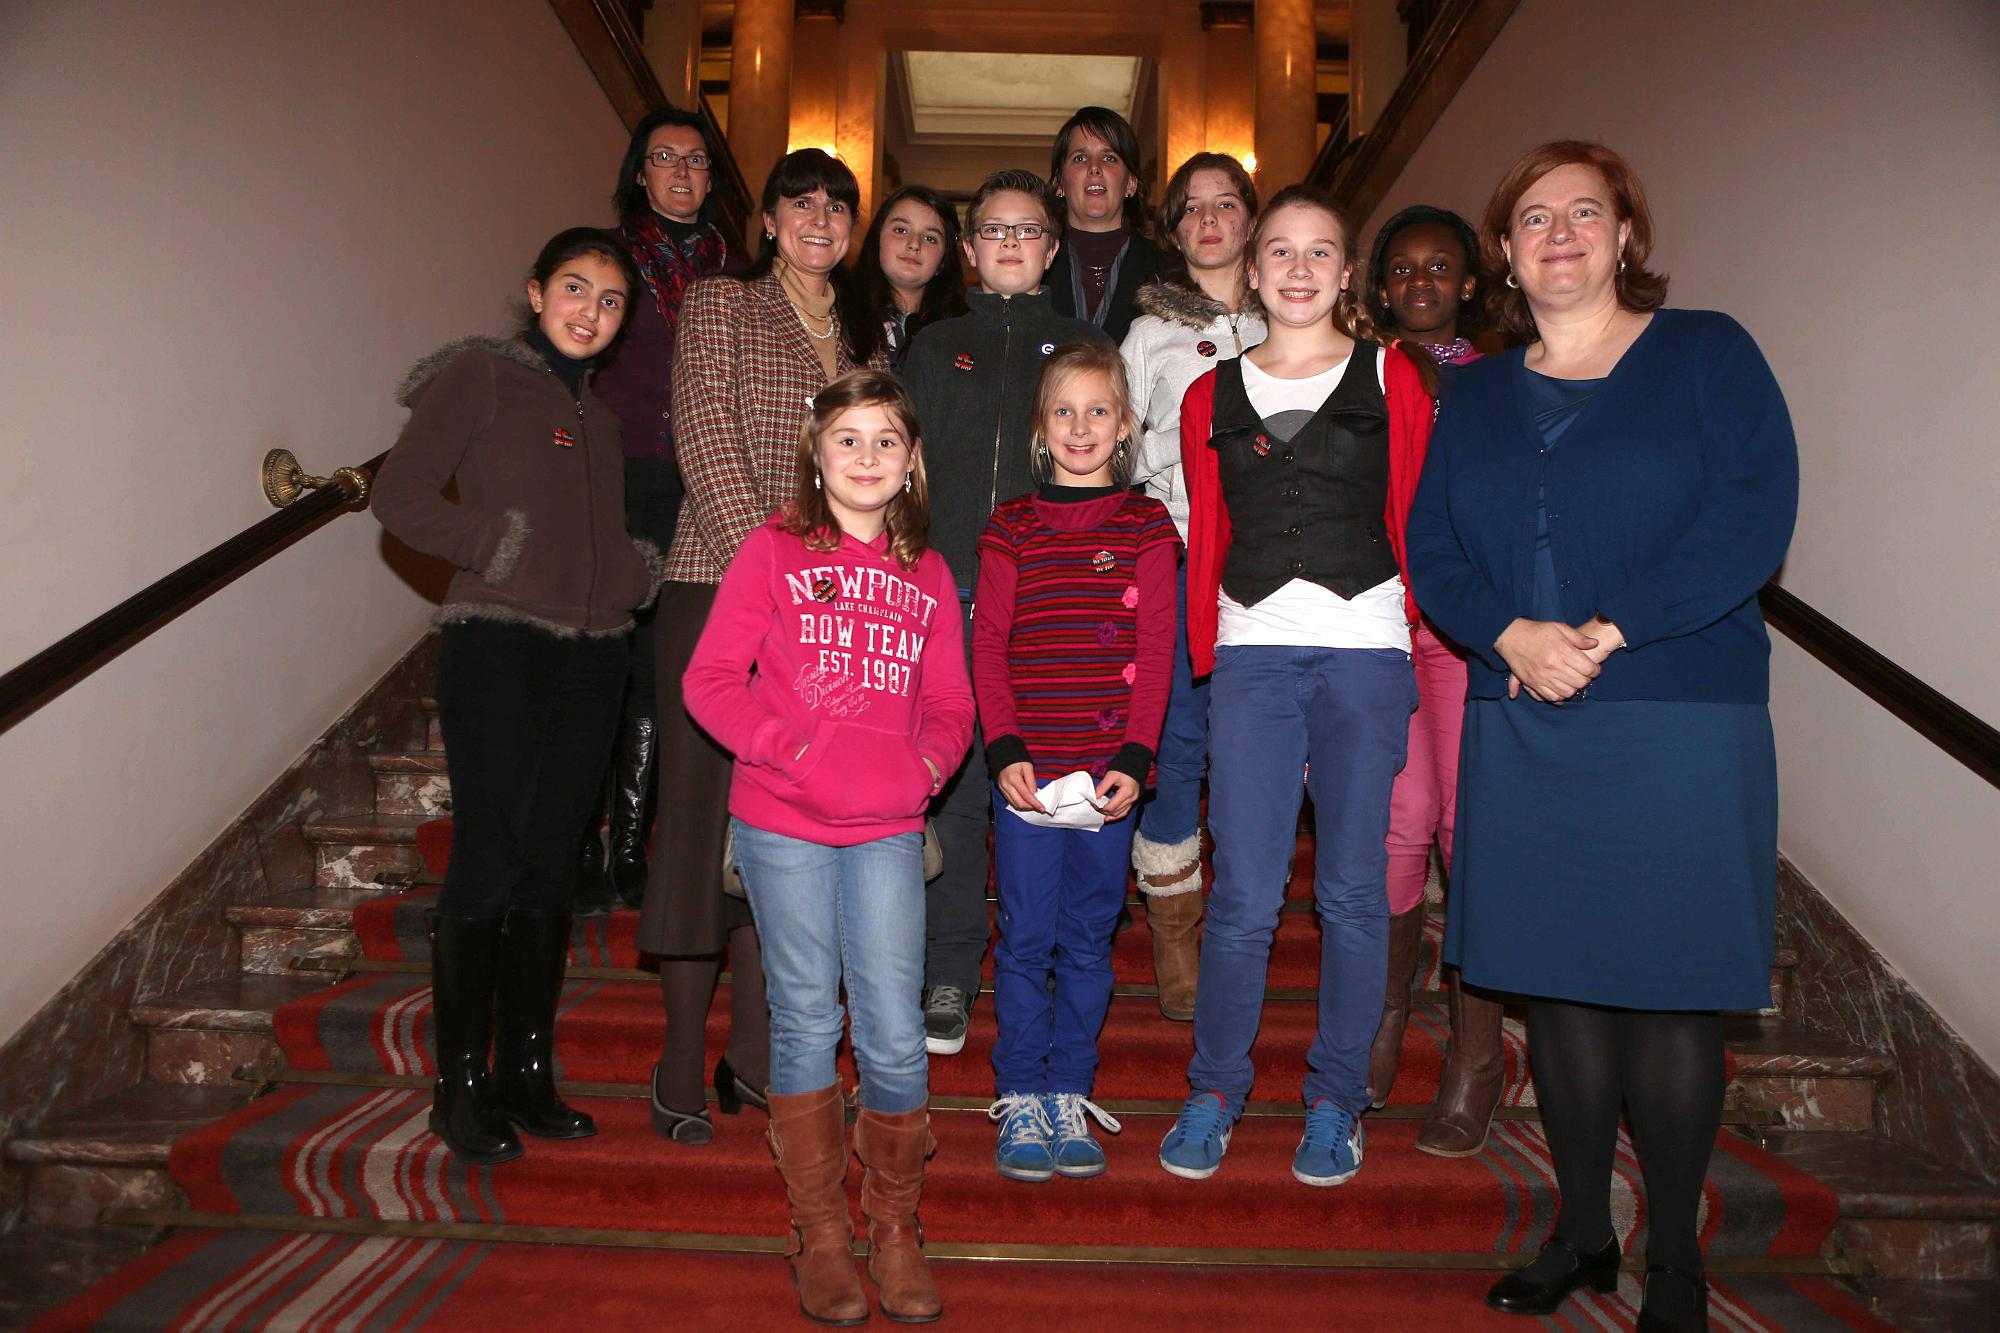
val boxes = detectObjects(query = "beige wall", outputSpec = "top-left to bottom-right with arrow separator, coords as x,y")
0,1 -> 626,1042
1369,0 -> 2000,1063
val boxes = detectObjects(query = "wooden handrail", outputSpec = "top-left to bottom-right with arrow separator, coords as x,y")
0,453 -> 384,735
1760,584 -> 1999,788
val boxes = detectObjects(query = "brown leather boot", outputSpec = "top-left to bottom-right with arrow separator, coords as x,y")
767,1084 -> 868,1326
1136,832 -> 1204,1021
855,1106 -> 941,1323
1367,902 -> 1426,1108
1416,969 -> 1506,1157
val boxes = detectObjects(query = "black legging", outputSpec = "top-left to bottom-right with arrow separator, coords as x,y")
1527,1000 -> 1726,1274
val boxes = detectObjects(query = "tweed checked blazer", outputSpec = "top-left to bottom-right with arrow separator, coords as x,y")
663,269 -> 888,584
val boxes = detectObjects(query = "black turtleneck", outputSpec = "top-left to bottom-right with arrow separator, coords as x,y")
657,213 -> 703,247
1037,481 -> 1124,503
523,325 -> 596,400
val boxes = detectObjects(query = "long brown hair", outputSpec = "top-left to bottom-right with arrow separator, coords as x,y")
1249,185 -> 1437,395
784,369 -> 931,570
1480,140 -> 1669,344
1155,152 -> 1259,293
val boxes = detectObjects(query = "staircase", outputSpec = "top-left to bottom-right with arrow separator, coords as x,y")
8,692 -> 1998,1329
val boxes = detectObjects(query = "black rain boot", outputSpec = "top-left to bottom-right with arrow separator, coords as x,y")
427,914 -> 522,1165
489,909 -> 597,1139
571,788 -> 613,917
605,714 -> 657,911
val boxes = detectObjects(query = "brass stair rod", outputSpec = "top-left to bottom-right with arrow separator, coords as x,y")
260,447 -> 376,508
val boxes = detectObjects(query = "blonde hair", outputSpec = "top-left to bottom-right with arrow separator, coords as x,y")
783,369 -> 931,570
1029,342 -> 1137,485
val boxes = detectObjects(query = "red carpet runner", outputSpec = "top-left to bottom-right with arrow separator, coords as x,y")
39,828 -> 1884,1329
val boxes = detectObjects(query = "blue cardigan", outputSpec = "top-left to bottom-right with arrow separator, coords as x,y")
1406,309 -> 1798,704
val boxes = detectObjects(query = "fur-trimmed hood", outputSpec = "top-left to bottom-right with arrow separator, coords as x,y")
1134,280 -> 1233,331
395,335 -> 543,407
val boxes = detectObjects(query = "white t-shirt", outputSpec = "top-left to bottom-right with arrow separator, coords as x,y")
1215,347 -> 1411,654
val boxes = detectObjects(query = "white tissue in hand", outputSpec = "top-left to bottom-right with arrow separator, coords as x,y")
1011,770 -> 1106,831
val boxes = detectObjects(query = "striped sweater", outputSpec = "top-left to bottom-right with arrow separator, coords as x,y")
972,487 -> 1181,784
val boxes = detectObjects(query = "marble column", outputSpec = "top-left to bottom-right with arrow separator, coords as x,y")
790,7 -> 841,160
729,0 -> 795,201
1253,0 -> 1315,192
1348,0 -> 1408,135
1201,4 -> 1255,174
1161,13 -> 1208,185
642,0 -> 704,111
834,0 -> 885,219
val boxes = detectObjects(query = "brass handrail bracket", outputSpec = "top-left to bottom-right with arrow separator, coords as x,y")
262,448 -> 372,508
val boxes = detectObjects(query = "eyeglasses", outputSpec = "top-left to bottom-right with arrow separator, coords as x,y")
974,222 -> 1048,242
645,149 -> 711,171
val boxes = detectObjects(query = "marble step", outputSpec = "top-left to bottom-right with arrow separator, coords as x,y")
419,695 -> 441,752
3,1083 -> 255,1230
369,752 -> 449,817
225,880 -> 410,974
128,975 -> 336,1084
0,1224 -> 160,1326
301,812 -> 430,892
1756,1130 -> 2000,1281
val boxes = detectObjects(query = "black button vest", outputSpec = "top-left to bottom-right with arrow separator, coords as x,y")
1209,350 -> 1398,607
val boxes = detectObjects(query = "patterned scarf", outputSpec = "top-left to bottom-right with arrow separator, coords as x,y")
624,212 -> 728,331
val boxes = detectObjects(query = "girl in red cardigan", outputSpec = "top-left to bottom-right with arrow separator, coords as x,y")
682,369 -> 973,1325
1160,186 -> 1434,1189
974,342 -> 1180,1183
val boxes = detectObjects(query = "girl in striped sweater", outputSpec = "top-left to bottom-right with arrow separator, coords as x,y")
973,342 -> 1181,1181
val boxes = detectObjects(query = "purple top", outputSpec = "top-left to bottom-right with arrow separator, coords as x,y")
594,219 -> 740,462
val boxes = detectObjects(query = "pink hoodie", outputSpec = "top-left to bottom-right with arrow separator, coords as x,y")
684,517 -> 975,847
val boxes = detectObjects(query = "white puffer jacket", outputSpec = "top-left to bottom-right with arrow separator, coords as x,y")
1119,281 -> 1267,539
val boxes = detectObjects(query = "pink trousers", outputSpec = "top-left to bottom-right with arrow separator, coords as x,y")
1385,618 -> 1468,914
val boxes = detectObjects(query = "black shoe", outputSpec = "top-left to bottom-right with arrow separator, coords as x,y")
922,985 -> 973,1056
650,1062 -> 714,1144
606,714 -> 657,910
572,822 -> 612,917
714,1054 -> 768,1115
1637,1265 -> 1707,1331
1485,1236 -> 1622,1315
488,909 -> 596,1140
427,914 -> 523,1165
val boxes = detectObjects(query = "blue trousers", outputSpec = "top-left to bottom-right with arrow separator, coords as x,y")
1135,569 -> 1209,856
990,791 -> 1138,1094
1189,645 -> 1416,1115
731,820 -> 928,1112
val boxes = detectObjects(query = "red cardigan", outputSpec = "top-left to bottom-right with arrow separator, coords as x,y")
1179,345 -> 1435,676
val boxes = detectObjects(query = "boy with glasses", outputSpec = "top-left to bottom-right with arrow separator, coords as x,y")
901,170 -> 1109,1058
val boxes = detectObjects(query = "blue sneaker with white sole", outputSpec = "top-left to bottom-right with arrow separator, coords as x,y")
989,1091 -> 1055,1182
1046,1093 -> 1121,1177
1292,1097 -> 1364,1186
1158,1091 -> 1234,1180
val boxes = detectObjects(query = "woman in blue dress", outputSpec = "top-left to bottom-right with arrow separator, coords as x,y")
1405,141 -> 1798,1332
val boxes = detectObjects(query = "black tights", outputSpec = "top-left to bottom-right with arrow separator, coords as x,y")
655,924 -> 770,1114
1528,1000 -> 1726,1274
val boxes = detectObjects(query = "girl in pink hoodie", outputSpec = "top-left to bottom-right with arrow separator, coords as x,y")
682,368 -> 972,1324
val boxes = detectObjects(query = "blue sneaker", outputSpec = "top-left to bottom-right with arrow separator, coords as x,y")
1158,1091 -> 1234,1180
989,1091 -> 1055,1182
1046,1093 -> 1121,1178
1293,1097 -> 1364,1186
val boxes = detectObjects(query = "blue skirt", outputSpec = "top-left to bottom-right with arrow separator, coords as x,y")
1444,695 -> 1777,1011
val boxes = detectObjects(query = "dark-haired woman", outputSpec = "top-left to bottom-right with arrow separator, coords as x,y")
1359,203 -> 1496,1155
1407,142 -> 1797,1330
576,106 -> 743,917
638,148 -> 891,1146
1119,151 -> 1264,1021
1046,105 -> 1162,343
372,228 -> 661,1165
855,184 -> 967,369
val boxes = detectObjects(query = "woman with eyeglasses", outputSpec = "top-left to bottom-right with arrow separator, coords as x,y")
575,107 -> 744,918
853,184 -> 968,371
636,148 -> 890,1147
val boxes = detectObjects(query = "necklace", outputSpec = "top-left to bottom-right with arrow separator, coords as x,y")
795,307 -> 838,341
1423,336 -> 1477,365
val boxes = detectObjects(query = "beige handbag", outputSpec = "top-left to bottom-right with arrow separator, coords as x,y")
722,819 -> 944,899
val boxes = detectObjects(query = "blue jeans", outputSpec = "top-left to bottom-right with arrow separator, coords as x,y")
731,820 -> 928,1112
1135,569 -> 1209,856
1189,645 -> 1416,1115
989,790 -> 1138,1094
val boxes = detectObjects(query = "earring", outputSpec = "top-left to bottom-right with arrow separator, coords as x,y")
1618,257 -> 1627,275
814,473 -> 822,490
903,475 -> 912,493
1505,272 -> 1519,289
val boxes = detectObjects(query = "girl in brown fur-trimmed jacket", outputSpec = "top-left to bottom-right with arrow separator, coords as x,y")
371,227 -> 661,1167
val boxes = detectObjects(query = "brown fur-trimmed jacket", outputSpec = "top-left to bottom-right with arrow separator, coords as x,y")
372,337 -> 661,636
663,270 -> 888,585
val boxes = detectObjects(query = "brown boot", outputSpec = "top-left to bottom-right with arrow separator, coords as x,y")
1136,831 -> 1204,1022
767,1084 -> 868,1326
1416,969 -> 1506,1157
1366,902 -> 1426,1108
855,1106 -> 942,1323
